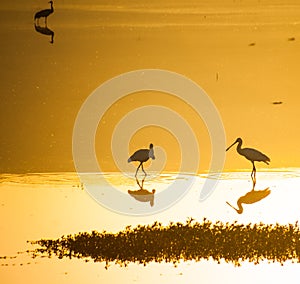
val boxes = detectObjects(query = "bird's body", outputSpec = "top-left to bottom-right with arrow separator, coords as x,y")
34,1 -> 54,24
128,149 -> 150,163
226,138 -> 270,189
128,143 -> 155,177
236,145 -> 270,165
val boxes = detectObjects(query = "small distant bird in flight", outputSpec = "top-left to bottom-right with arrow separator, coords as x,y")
34,1 -> 54,25
226,138 -> 270,188
128,143 -> 155,177
272,101 -> 283,105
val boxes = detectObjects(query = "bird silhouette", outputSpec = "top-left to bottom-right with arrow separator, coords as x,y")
34,23 -> 54,43
226,138 -> 270,188
128,143 -> 155,177
226,187 -> 271,214
34,1 -> 54,25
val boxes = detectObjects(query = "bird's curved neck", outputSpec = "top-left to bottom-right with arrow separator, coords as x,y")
236,140 -> 243,154
50,2 -> 53,11
149,147 -> 154,159
236,201 -> 243,214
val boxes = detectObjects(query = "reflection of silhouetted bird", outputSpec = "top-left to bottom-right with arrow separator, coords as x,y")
34,1 -> 54,25
128,143 -> 155,177
226,138 -> 270,188
34,23 -> 54,44
128,188 -> 156,207
128,176 -> 155,206
226,188 -> 271,214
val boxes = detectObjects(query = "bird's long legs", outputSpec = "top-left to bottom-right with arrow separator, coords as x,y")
141,163 -> 147,176
135,163 -> 147,191
135,176 -> 145,189
135,162 -> 147,177
135,163 -> 141,177
251,162 -> 256,190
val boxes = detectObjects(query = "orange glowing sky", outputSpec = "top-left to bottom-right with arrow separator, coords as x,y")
0,0 -> 300,173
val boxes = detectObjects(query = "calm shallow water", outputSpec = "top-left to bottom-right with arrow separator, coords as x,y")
1,1 -> 300,283
1,170 -> 300,283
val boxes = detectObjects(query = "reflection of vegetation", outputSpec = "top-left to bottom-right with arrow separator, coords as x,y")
30,218 -> 300,268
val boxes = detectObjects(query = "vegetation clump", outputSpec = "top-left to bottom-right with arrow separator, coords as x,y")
30,218 -> 300,268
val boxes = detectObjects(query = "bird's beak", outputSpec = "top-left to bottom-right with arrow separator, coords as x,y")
226,141 -> 237,152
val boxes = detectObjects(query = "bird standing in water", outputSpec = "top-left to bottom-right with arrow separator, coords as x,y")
128,143 -> 155,177
226,138 -> 270,188
34,1 -> 54,25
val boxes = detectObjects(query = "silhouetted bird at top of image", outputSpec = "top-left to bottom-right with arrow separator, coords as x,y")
128,143 -> 155,177
34,1 -> 54,25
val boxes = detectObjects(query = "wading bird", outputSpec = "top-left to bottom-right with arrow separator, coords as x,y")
128,143 -> 155,177
34,1 -> 54,25
226,138 -> 270,188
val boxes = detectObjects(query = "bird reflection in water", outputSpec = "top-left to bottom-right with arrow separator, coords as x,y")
33,1 -> 55,44
34,24 -> 54,44
226,185 -> 271,214
128,176 -> 156,207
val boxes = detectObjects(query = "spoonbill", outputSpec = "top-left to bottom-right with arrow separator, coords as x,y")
128,143 -> 155,177
226,138 -> 270,188
34,1 -> 54,25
